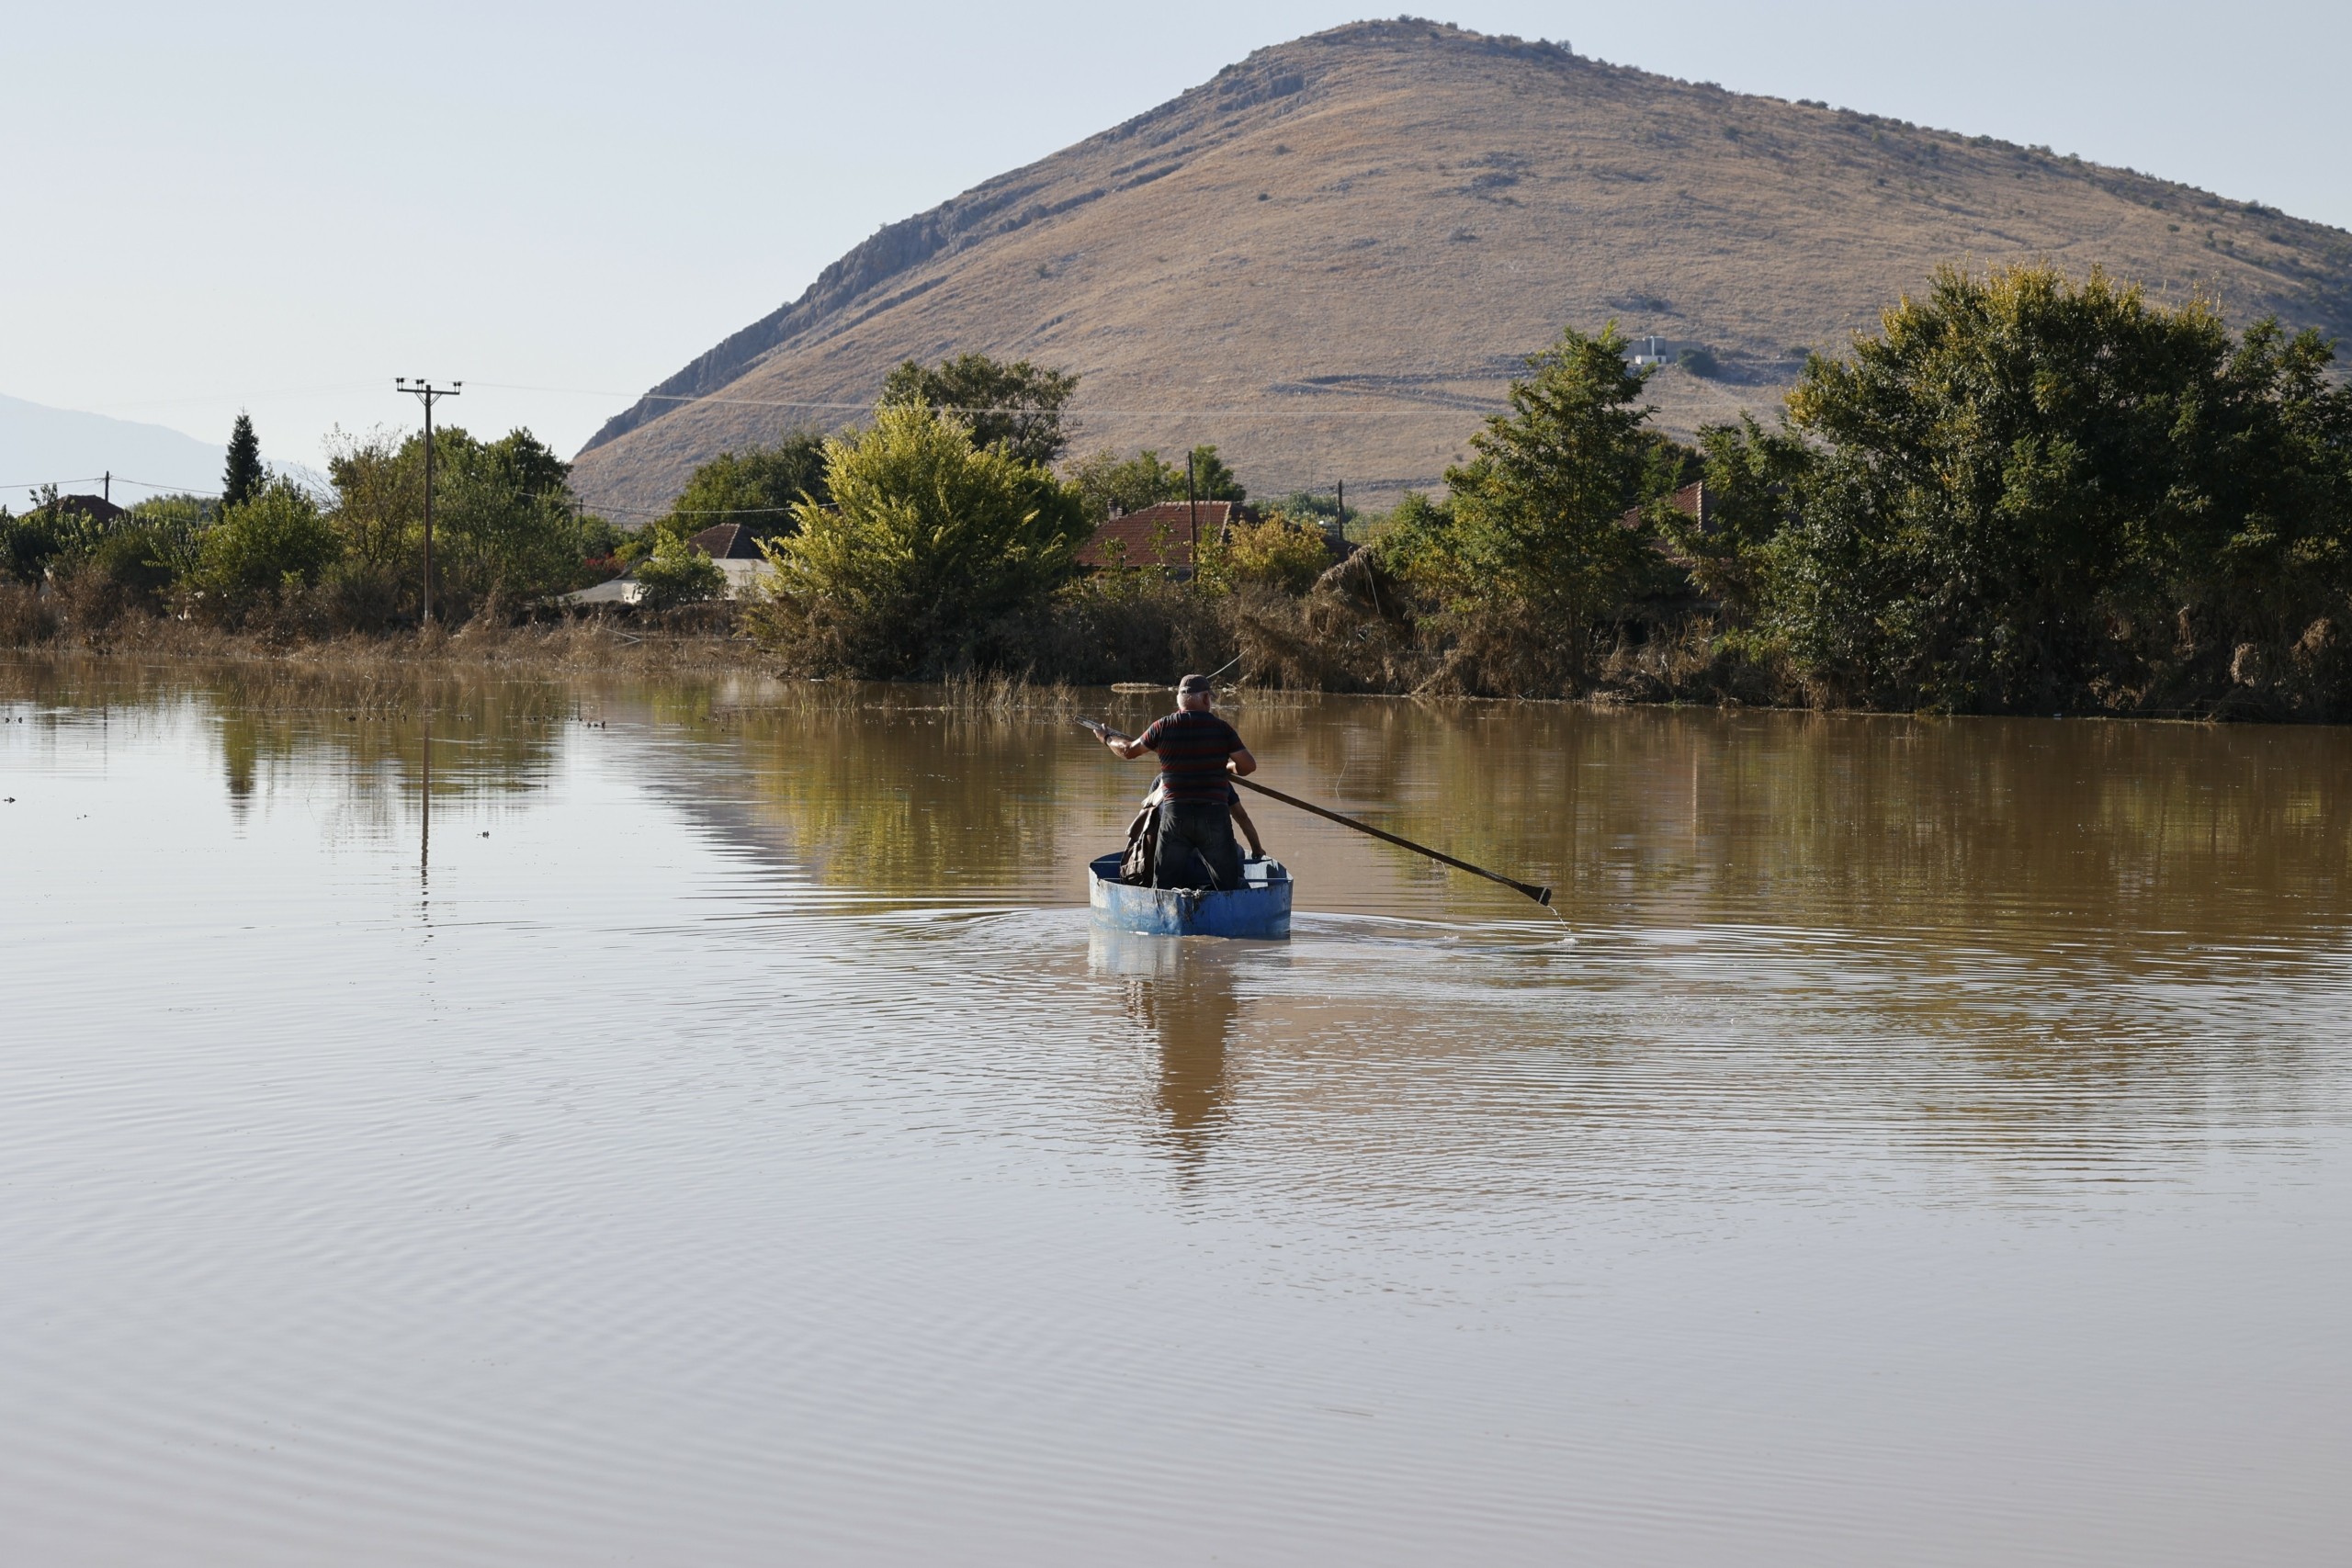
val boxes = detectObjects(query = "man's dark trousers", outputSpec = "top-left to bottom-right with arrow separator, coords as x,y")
1153,799 -> 1243,890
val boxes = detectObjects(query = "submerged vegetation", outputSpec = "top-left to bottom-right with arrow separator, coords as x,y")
7,265 -> 2351,719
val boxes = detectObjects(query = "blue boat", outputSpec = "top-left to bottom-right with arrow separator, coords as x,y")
1087,852 -> 1293,940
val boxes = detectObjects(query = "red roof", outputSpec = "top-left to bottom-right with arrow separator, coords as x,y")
686,523 -> 767,558
1077,501 -> 1234,570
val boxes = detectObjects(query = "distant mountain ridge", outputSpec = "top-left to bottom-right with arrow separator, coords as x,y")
1,393 -> 223,507
572,18 -> 2352,516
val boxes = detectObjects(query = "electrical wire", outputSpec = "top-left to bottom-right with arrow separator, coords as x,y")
467,379 -> 1498,419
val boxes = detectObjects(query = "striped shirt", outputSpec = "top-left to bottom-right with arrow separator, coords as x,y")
1139,711 -> 1247,803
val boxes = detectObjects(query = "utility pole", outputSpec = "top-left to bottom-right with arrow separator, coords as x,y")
103,471 -> 110,505
394,378 -> 462,626
1185,451 -> 1200,566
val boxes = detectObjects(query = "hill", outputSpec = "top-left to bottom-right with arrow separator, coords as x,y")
2,393 -> 223,506
571,18 -> 2352,518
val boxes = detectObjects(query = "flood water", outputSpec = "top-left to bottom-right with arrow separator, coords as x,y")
4,657 -> 2349,1566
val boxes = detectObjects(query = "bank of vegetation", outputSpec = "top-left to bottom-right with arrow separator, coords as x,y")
7,264 -> 2351,718
750,264 -> 2352,720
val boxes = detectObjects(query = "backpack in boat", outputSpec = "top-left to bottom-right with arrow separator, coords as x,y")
1120,804 -> 1159,885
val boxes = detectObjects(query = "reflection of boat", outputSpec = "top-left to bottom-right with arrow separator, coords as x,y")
1088,853 -> 1292,940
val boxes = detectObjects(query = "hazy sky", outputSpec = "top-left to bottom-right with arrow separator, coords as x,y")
6,1 -> 2346,491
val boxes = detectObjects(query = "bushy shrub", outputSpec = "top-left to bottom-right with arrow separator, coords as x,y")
0,506 -> 66,585
1202,515 -> 1332,595
188,480 -> 341,625
0,582 -> 57,646
49,526 -> 181,628
88,526 -> 179,606
752,400 -> 1090,675
632,535 -> 727,610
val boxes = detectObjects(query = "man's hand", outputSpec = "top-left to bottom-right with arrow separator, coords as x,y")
1080,717 -> 1145,759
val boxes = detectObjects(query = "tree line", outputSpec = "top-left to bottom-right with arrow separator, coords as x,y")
0,417 -> 622,633
8,262 -> 2348,718
734,264 -> 2352,717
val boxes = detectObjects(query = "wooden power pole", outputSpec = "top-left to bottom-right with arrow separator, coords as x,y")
1185,450 -> 1200,567
394,378 -> 462,626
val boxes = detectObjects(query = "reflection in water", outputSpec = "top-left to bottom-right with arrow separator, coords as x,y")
1091,931 -> 1243,1168
8,657 -> 2352,1565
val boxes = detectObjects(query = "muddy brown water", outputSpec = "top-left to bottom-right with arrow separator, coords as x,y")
4,659 -> 2348,1565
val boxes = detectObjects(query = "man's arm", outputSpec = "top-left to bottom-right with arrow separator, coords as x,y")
1080,717 -> 1151,761
1230,798 -> 1265,858
1227,747 -> 1258,776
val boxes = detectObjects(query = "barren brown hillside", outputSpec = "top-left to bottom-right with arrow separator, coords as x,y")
571,18 -> 2352,517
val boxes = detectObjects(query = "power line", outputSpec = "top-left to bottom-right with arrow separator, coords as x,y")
467,379 -> 1500,420
4,475 -> 221,496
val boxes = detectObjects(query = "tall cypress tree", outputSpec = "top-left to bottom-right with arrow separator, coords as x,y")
222,412 -> 263,508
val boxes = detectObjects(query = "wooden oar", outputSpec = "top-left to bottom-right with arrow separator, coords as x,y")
1229,775 -> 1554,908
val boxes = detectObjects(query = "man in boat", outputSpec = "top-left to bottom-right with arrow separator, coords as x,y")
1130,775 -> 1265,876
1092,673 -> 1258,889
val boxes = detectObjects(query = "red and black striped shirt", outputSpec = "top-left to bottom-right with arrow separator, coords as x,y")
1139,711 -> 1247,802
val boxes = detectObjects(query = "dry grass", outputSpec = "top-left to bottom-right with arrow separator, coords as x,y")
0,594 -> 772,678
574,18 -> 2352,517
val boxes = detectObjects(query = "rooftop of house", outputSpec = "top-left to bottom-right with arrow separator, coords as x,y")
1076,501 -> 1236,570
51,493 -> 127,525
685,522 -> 769,559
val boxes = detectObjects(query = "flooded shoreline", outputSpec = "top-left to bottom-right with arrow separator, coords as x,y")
5,656 -> 2348,1564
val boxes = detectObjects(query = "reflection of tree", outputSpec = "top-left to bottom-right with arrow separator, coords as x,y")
0,659 -> 569,827
718,705 -> 1079,897
1254,699 -> 2352,955
203,671 -> 567,825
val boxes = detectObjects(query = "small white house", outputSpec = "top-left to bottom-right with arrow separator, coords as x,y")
561,522 -> 775,607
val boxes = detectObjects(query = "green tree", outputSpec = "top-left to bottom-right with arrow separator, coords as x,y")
189,479 -> 340,623
222,412 -> 264,508
1758,263 -> 2352,710
324,429 -> 422,572
0,488 -> 66,583
435,428 -> 583,606
1663,415 -> 1809,616
1368,491 -> 1453,580
1065,447 -> 1183,523
1184,445 -> 1246,505
322,424 -> 590,616
1406,324 -> 1657,669
755,400 -> 1090,674
654,433 -> 830,547
880,353 -> 1079,467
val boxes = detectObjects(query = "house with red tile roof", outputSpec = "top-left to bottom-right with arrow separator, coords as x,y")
1076,501 -> 1235,577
